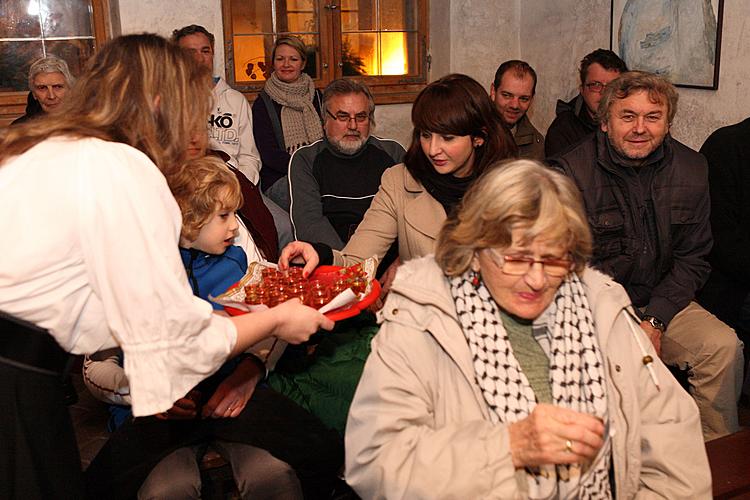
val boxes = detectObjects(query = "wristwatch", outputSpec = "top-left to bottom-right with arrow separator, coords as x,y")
642,315 -> 666,332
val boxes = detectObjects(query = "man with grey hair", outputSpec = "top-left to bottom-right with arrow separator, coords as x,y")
550,71 -> 743,441
11,55 -> 74,125
288,79 -> 405,251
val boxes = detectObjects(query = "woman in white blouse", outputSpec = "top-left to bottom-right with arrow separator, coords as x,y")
0,34 -> 332,499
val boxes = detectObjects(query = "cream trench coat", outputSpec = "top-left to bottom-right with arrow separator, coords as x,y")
345,256 -> 711,499
333,164 -> 445,267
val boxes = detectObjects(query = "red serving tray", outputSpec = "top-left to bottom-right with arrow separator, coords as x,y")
224,265 -> 381,321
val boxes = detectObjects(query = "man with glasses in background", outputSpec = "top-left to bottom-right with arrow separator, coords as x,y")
550,71 -> 743,442
545,49 -> 627,157
288,79 -> 405,251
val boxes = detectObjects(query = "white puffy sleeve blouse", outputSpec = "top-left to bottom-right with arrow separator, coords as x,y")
0,137 -> 237,416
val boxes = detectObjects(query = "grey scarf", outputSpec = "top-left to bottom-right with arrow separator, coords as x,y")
263,72 -> 323,153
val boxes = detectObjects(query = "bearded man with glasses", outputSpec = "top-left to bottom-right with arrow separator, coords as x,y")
288,79 -> 405,257
545,49 -> 627,158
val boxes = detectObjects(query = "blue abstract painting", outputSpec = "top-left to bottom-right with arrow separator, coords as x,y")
611,0 -> 723,89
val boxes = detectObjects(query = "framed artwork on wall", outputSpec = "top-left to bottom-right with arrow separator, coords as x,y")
610,0 -> 724,89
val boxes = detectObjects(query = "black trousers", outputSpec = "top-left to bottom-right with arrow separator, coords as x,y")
0,359 -> 84,499
84,385 -> 343,499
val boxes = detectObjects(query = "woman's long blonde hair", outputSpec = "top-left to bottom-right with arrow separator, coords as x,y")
0,33 -> 212,174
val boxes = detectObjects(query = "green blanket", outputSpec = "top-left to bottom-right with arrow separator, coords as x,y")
268,313 -> 378,434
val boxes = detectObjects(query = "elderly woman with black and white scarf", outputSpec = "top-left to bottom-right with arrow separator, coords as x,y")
344,160 -> 711,499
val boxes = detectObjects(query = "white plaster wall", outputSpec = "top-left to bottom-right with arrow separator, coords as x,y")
521,0 -> 750,150
374,0 -> 523,147
671,1 -> 750,149
520,0 -> 611,138
429,0 -> 452,80
449,0 -> 520,88
118,0 -> 226,81
374,104 -> 412,148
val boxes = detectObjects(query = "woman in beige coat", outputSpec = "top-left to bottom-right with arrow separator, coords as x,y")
345,160 -> 711,499
279,74 -> 515,281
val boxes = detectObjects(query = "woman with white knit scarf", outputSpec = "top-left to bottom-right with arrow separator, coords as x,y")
252,36 -> 323,197
345,160 -> 711,499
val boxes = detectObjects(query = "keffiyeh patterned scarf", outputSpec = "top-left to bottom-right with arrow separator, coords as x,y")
264,72 -> 324,153
450,271 -> 612,499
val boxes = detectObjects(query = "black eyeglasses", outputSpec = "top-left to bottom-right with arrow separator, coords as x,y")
326,109 -> 370,124
584,81 -> 607,93
485,248 -> 572,278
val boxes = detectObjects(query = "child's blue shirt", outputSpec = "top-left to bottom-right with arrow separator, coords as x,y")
105,245 -> 249,431
179,245 -> 248,310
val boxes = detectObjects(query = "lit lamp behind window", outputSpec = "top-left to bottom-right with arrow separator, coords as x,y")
380,32 -> 407,75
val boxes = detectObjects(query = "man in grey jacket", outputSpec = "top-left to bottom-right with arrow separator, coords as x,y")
550,71 -> 743,441
288,79 -> 405,251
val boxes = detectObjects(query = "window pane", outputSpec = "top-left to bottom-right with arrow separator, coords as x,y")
229,0 -> 320,84
340,0 -> 419,77
41,0 -> 94,38
231,0 -> 317,34
46,38 -> 94,75
300,34 -> 320,78
343,31 -> 416,76
234,34 -> 273,82
341,0 -> 375,32
231,0 -> 272,34
0,0 -> 42,38
342,34 -> 372,76
233,33 -> 319,83
381,31 -> 414,75
0,41 -> 44,91
284,0 -> 316,33
341,0 -> 417,33
380,0 -> 416,31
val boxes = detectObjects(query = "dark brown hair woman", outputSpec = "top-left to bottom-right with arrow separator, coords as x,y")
279,73 -> 516,304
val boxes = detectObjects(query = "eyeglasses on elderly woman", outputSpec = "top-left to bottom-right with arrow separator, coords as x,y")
483,248 -> 573,278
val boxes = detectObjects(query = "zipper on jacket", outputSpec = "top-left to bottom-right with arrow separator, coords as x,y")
185,248 -> 200,297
